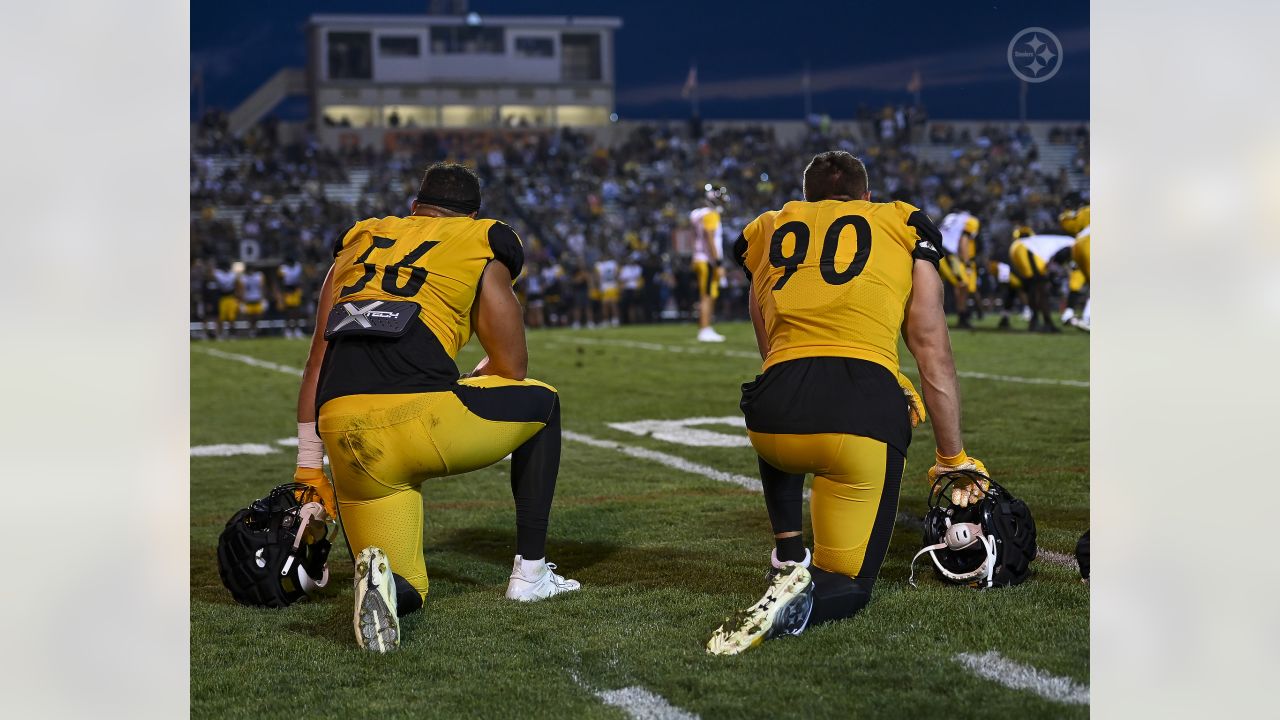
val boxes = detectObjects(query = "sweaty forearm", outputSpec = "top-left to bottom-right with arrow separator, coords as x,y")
916,345 -> 963,457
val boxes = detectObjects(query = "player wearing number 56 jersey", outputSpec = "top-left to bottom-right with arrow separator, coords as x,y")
293,162 -> 579,653
707,151 -> 988,655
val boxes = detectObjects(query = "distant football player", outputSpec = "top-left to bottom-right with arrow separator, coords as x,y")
937,209 -> 981,329
595,255 -> 621,327
1008,233 -> 1077,333
211,258 -> 241,340
996,223 -> 1036,329
240,265 -> 267,338
277,253 -> 307,339
1058,200 -> 1091,332
708,151 -> 987,655
293,162 -> 579,653
620,253 -> 645,324
690,186 -> 728,342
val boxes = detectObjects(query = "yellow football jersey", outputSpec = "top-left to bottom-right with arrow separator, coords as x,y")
1059,205 -> 1090,236
318,215 -> 523,407
331,215 -> 522,358
735,199 -> 942,375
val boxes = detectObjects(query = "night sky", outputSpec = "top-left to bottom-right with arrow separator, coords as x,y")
191,0 -> 1089,121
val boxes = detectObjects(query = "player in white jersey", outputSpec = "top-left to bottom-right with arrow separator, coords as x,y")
276,256 -> 307,339
240,268 -> 267,338
690,186 -> 728,342
1009,233 -> 1076,333
595,257 -> 621,327
619,256 -> 644,325
211,259 -> 241,340
937,210 -> 980,329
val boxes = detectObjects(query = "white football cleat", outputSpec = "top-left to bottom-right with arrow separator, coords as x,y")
505,555 -> 581,602
697,327 -> 726,343
707,563 -> 815,656
353,547 -> 400,653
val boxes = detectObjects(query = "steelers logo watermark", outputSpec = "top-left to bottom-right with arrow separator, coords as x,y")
1007,27 -> 1063,83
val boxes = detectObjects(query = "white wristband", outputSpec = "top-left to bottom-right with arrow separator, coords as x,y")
297,421 -> 325,468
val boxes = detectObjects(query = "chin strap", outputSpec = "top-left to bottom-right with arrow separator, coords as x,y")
908,521 -> 998,588
280,502 -> 332,592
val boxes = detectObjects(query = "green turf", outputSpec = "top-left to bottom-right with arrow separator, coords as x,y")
191,317 -> 1089,718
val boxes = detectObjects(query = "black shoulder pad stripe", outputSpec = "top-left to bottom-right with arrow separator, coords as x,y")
488,222 -> 524,279
906,210 -> 942,268
733,233 -> 748,269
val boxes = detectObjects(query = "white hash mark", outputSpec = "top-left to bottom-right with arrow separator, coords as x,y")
595,686 -> 700,720
954,650 -> 1090,705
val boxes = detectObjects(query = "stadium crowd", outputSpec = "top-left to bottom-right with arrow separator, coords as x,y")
190,108 -> 1088,336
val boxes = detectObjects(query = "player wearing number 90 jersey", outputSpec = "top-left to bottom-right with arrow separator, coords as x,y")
737,197 -> 941,377
295,162 -> 580,653
708,151 -> 983,656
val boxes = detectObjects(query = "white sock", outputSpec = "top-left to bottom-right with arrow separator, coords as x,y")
519,557 -> 546,576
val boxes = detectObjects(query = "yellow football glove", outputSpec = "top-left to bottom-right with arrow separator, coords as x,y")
927,450 -> 990,508
897,372 -> 927,428
293,466 -> 337,524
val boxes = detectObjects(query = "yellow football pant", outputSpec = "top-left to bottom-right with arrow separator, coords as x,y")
1072,235 -> 1090,280
939,255 -> 978,293
747,431 -> 903,578
318,375 -> 557,602
1069,269 -> 1087,293
1009,240 -> 1047,281
693,260 -> 721,299
217,295 -> 238,322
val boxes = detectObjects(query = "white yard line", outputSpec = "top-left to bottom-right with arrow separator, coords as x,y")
1037,548 -> 1079,569
190,443 -> 280,457
594,687 -> 700,720
954,651 -> 1090,705
564,430 -> 761,493
194,347 -> 303,377
901,364 -> 1089,388
543,336 -> 761,360
540,336 -> 1088,388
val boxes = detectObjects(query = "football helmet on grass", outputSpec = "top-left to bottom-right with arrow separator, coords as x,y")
217,483 -> 333,608
909,470 -> 1036,589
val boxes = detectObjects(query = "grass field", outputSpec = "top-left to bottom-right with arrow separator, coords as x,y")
191,317 -> 1089,718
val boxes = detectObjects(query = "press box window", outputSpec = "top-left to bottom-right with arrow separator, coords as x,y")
379,36 -> 421,58
561,33 -> 601,81
430,26 -> 505,54
514,36 -> 554,58
328,32 -> 372,80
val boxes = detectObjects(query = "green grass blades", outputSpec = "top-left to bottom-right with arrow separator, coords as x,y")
191,317 -> 1089,718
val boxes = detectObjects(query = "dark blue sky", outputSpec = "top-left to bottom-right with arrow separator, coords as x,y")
191,0 -> 1088,121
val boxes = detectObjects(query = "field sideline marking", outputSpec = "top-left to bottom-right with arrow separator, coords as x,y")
541,336 -> 1088,388
198,338 -> 1087,388
594,686 -> 699,720
564,430 -> 762,492
194,347 -> 304,376
570,671 -> 700,720
954,651 -> 1090,705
